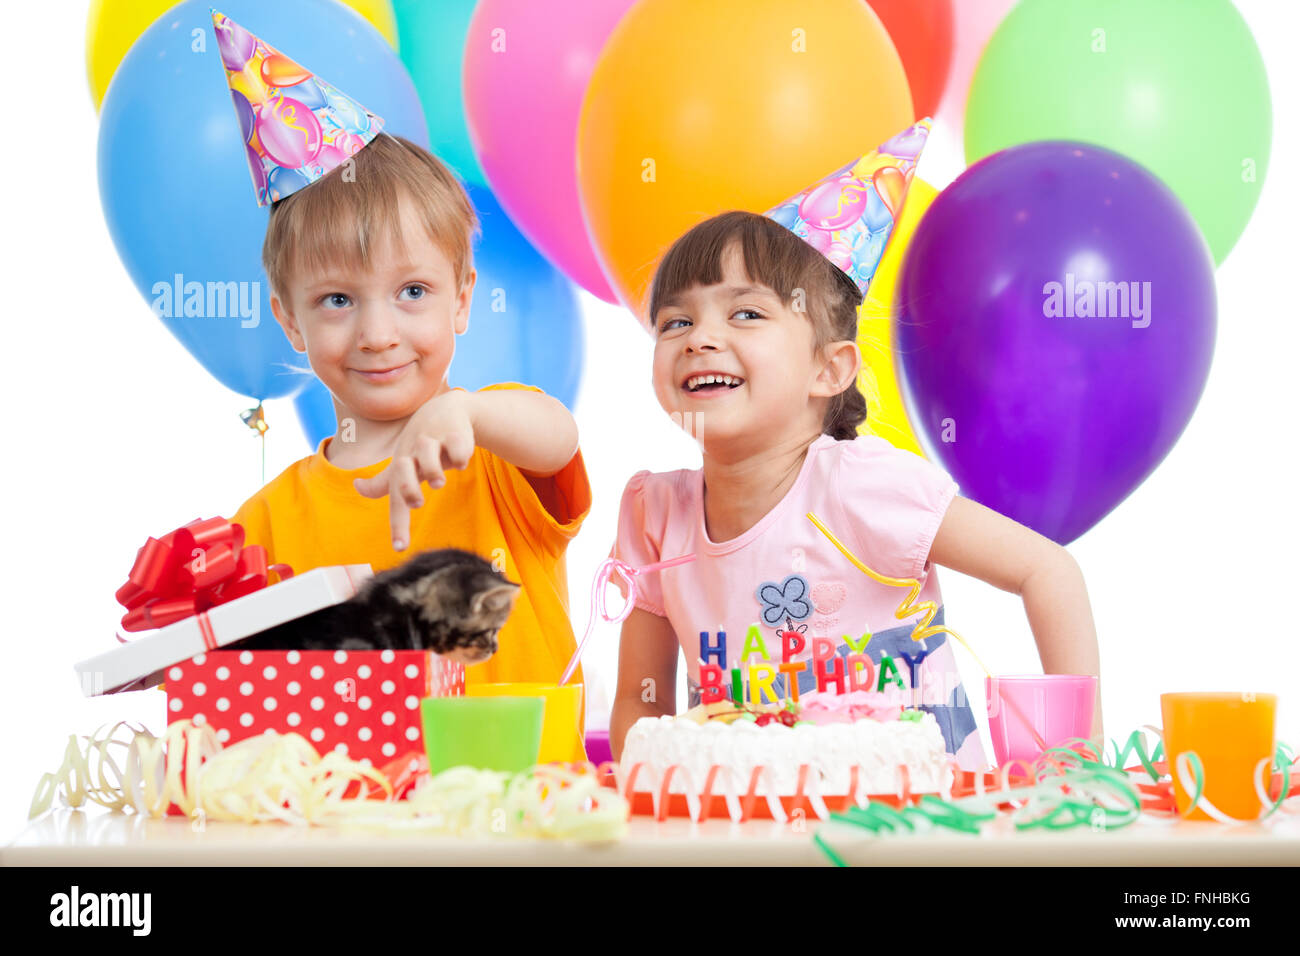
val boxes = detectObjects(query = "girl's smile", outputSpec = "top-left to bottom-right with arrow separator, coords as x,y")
681,370 -> 746,397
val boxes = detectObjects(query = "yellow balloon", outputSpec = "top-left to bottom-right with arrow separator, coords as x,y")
85,0 -> 398,111
337,0 -> 399,51
856,178 -> 938,457
228,66 -> 268,107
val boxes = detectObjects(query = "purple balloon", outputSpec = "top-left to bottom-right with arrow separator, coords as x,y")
215,17 -> 256,71
230,90 -> 254,143
896,142 -> 1216,544
245,144 -> 267,200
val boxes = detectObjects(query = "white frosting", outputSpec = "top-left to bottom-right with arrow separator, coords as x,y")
619,713 -> 949,797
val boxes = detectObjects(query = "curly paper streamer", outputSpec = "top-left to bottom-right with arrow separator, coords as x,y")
29,721 -> 158,818
559,553 -> 697,685
806,511 -> 993,673
816,760 -> 1139,865
30,721 -> 628,841
806,510 -> 1053,753
1093,725 -> 1296,825
812,728 -> 1300,865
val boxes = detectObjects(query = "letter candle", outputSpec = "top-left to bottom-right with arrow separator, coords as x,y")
694,627 -> 910,707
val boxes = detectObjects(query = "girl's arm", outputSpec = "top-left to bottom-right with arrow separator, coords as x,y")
610,607 -> 680,763
928,495 -> 1103,742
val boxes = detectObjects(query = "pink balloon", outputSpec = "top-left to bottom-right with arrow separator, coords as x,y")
463,0 -> 637,306
932,0 -> 1019,142
802,226 -> 835,255
332,131 -> 367,157
256,95 -> 323,170
798,176 -> 871,231
310,144 -> 347,177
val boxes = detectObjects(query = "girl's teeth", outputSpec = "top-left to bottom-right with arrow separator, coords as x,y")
686,374 -> 743,390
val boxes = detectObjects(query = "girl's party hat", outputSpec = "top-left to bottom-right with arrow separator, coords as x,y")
211,9 -> 386,207
763,119 -> 932,295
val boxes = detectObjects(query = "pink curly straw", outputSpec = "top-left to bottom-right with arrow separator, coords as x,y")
559,554 -> 697,686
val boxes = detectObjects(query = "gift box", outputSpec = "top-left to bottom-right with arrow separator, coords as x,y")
166,648 -> 463,763
79,517 -> 466,773
78,563 -> 375,695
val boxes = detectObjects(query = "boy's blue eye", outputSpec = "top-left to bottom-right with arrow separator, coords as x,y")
400,284 -> 426,301
659,316 -> 689,333
733,309 -> 762,321
321,293 -> 350,309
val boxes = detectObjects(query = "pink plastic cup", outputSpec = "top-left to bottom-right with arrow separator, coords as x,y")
986,675 -> 1097,766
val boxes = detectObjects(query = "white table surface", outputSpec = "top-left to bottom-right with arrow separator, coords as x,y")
5,808 -> 1300,866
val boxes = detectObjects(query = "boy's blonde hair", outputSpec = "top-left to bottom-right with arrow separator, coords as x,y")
262,133 -> 479,308
648,211 -> 868,440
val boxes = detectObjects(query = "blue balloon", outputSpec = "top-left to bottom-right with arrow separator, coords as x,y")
293,375 -> 338,453
456,184 -> 585,403
267,166 -> 310,202
283,78 -> 327,111
860,187 -> 893,232
98,0 -> 429,400
293,184 -> 585,449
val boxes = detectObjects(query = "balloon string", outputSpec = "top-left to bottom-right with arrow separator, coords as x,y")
805,510 -> 1049,754
559,553 -> 697,686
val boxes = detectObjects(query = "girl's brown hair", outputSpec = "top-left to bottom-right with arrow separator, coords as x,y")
648,211 -> 867,440
261,133 -> 479,309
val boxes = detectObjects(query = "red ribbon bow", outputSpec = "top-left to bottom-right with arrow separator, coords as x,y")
115,516 -> 293,637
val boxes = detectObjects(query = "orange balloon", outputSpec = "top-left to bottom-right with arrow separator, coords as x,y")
873,166 -> 908,216
261,53 -> 313,90
577,0 -> 913,325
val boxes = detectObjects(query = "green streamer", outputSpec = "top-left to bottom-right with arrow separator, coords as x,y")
814,730 -> 1297,866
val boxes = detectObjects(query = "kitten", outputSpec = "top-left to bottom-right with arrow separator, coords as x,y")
232,548 -> 521,665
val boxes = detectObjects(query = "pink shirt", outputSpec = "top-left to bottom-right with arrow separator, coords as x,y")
610,433 -> 988,770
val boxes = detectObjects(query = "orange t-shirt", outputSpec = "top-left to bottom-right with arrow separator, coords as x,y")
229,383 -> 592,703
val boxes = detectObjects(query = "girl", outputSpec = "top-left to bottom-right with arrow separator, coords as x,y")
607,209 -> 1102,769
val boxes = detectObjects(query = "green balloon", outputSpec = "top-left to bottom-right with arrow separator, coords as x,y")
391,0 -> 485,186
965,0 -> 1270,264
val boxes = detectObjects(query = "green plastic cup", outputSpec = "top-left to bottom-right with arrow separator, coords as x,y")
420,696 -> 544,774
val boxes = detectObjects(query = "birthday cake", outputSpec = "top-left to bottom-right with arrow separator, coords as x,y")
619,691 -> 951,797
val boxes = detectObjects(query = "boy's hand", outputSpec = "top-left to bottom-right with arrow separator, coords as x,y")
353,389 -> 476,551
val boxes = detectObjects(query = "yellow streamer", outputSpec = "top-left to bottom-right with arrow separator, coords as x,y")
30,721 -> 627,841
806,511 -> 993,676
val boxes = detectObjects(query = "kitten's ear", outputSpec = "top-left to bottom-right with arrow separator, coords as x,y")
471,582 -> 521,617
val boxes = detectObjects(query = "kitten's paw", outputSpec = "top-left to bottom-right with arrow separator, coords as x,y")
442,645 -> 495,666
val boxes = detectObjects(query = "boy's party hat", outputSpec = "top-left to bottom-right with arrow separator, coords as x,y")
211,9 -> 386,207
763,119 -> 932,296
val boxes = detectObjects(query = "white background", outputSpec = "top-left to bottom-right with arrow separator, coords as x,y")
0,0 -> 1295,836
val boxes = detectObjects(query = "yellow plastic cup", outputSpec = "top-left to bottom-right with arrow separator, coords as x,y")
467,682 -> 586,764
1160,692 -> 1277,821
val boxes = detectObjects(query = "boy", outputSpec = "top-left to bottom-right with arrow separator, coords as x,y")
219,16 -> 589,694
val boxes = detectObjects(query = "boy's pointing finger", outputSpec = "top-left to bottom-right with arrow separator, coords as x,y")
388,475 -> 413,552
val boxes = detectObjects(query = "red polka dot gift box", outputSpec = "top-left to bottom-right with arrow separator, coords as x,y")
166,648 -> 464,763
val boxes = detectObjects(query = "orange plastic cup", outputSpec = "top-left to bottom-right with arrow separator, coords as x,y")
467,682 -> 587,764
1160,692 -> 1277,821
